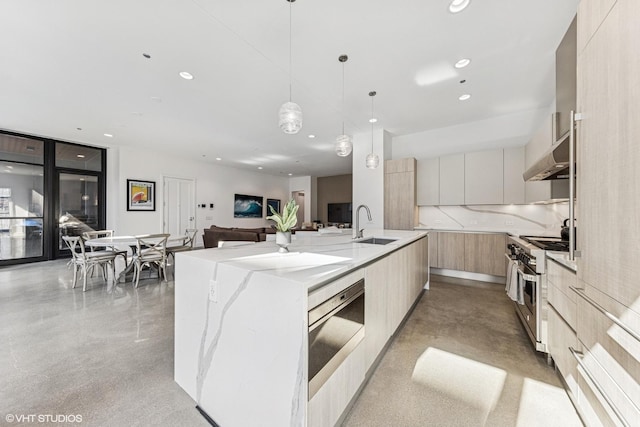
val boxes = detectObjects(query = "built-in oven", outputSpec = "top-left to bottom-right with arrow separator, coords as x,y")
308,279 -> 365,399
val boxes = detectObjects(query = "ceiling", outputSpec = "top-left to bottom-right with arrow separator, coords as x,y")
0,0 -> 578,178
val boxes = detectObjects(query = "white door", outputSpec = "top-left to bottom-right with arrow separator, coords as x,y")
163,177 -> 195,238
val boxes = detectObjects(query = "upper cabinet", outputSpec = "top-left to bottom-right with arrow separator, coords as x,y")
504,146 -> 525,204
464,149 -> 503,205
416,157 -> 439,206
439,154 -> 465,205
415,147 -> 526,206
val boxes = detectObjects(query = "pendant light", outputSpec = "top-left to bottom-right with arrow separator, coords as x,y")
278,0 -> 303,134
365,91 -> 379,169
335,55 -> 352,157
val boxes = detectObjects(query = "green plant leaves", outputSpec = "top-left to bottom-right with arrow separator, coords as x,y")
266,199 -> 299,232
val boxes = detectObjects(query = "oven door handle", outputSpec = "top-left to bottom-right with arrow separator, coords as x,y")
516,266 -> 538,282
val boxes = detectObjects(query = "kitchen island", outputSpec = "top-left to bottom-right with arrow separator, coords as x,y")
174,229 -> 428,427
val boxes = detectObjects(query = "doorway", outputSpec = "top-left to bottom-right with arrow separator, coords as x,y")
163,177 -> 195,239
292,191 -> 305,228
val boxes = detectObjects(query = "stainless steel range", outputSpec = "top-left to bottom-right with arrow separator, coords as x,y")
506,235 -> 569,353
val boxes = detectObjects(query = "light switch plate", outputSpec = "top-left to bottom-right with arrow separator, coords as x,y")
209,280 -> 218,302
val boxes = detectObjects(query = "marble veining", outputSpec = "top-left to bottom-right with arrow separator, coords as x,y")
196,267 -> 254,404
290,339 -> 305,427
418,203 -> 570,236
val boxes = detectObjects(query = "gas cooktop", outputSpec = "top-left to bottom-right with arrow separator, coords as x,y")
520,235 -> 570,252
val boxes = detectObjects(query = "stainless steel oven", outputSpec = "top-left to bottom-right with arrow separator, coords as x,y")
516,261 -> 539,344
308,279 -> 365,399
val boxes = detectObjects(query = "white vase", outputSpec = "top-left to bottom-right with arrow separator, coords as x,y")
275,231 -> 291,253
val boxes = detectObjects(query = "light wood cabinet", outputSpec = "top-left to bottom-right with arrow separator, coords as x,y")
503,146 -> 525,204
548,306 -> 579,397
464,149 -> 503,205
437,232 -> 465,270
416,157 -> 439,205
428,231 -> 438,269
463,233 -> 506,276
384,158 -> 417,230
569,1 -> 640,425
438,154 -> 465,205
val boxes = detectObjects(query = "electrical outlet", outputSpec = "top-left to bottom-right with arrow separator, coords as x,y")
209,279 -> 218,303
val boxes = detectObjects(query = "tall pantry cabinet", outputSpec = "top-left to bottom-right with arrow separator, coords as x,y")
573,0 -> 640,424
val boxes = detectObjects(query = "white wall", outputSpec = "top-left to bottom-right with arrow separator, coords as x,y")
106,146 -> 290,246
392,108 -> 551,159
352,129 -> 390,230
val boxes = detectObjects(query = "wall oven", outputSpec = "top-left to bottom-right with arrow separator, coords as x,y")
308,279 -> 365,399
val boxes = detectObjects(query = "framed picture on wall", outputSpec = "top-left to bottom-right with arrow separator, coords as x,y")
234,194 -> 263,218
127,179 -> 155,211
266,198 -> 281,215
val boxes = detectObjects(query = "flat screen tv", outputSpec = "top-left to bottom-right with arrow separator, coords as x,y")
327,202 -> 352,223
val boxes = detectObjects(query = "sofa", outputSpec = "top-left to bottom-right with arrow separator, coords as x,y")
202,225 -> 277,249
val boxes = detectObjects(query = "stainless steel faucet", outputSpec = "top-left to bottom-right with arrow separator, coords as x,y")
354,204 -> 372,239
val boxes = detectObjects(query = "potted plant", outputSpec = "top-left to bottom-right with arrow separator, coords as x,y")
266,199 -> 299,253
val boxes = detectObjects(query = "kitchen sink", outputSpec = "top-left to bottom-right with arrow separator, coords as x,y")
357,237 -> 397,245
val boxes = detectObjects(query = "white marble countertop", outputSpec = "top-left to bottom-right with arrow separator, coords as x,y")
546,251 -> 578,272
180,228 -> 428,292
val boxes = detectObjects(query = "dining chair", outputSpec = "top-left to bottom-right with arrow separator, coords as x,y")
82,229 -> 129,266
132,233 -> 169,288
62,235 -> 118,292
166,228 -> 198,264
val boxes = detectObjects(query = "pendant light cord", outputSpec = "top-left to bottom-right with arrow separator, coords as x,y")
341,62 -> 345,135
289,0 -> 292,102
371,93 -> 374,152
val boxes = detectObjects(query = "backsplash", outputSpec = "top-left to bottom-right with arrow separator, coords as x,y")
418,203 -> 570,236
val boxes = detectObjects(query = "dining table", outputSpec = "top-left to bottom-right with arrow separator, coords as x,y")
84,234 -> 187,283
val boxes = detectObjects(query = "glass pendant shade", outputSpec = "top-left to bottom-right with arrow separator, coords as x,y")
279,101 -> 303,134
335,134 -> 353,157
366,152 -> 380,169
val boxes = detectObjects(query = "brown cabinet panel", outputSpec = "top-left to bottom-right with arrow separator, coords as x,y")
384,158 -> 417,230
428,231 -> 438,268
464,233 -> 506,276
437,232 -> 465,271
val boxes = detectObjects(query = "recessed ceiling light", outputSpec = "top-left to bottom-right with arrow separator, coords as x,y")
455,58 -> 471,68
104,133 -> 113,138
215,157 -> 222,161
458,94 -> 472,101
288,173 -> 293,176
308,134 -> 316,139
369,118 -> 378,123
258,166 -> 263,170
79,178 -> 85,181
77,154 -> 85,158
179,71 -> 194,80
449,0 -> 471,13
6,165 -> 13,169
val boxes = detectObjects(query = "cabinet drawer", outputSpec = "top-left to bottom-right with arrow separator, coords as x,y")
575,287 -> 640,426
548,305 -> 579,397
547,259 -> 577,301
548,281 -> 578,330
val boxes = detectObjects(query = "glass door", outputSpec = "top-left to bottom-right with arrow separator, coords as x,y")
0,162 -> 45,261
56,172 -> 102,257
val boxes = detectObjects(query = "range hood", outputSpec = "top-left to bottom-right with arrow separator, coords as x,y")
523,132 -> 570,181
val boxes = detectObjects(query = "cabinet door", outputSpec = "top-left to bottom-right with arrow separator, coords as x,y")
384,170 -> 416,230
548,306 -> 579,397
464,233 -> 506,276
464,149 -> 503,205
364,255 -> 391,369
439,154 -> 465,205
416,157 -> 440,205
437,232 -> 465,270
428,231 -> 438,268
503,146 -> 525,204
576,0 -> 640,309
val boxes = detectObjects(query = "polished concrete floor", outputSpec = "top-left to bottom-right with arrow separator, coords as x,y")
343,275 -> 582,427
0,262 -> 581,426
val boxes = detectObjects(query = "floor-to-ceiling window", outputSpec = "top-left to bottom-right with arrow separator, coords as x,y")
0,134 -> 45,262
0,131 -> 106,265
